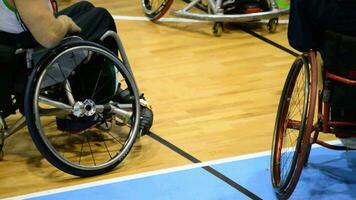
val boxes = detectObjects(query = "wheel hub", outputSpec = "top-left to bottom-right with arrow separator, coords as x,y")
72,99 -> 96,117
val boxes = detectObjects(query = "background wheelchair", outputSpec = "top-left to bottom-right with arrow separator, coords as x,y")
141,0 -> 289,36
270,31 -> 356,199
0,31 -> 153,177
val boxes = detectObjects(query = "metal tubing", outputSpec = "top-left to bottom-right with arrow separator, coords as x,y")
65,80 -> 75,106
286,119 -> 301,130
316,140 -> 355,151
5,117 -> 26,138
207,0 -> 217,13
110,106 -> 132,123
171,8 -> 289,22
329,121 -> 356,126
39,96 -> 72,111
111,103 -> 133,110
39,108 -> 70,117
39,97 -> 132,123
216,0 -> 223,13
95,105 -> 132,124
183,0 -> 201,12
326,72 -> 356,85
100,31 -> 140,93
270,0 -> 278,9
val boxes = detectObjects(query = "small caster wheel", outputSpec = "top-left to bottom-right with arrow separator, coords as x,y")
267,18 -> 278,33
213,22 -> 223,37
138,107 -> 154,137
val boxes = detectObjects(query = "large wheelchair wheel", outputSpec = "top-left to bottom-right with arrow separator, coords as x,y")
24,41 -> 141,177
142,0 -> 174,21
271,55 -> 316,199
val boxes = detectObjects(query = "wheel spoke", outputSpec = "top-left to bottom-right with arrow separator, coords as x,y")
86,136 -> 97,166
30,45 -> 140,176
79,139 -> 84,165
102,139 -> 113,159
90,64 -> 104,100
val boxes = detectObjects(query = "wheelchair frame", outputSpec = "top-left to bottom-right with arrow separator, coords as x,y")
0,31 -> 151,176
271,51 -> 356,199
142,0 -> 289,36
172,0 -> 288,22
0,31 -> 135,136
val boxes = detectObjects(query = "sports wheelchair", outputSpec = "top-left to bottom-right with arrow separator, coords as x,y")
141,0 -> 289,36
270,31 -> 356,199
0,31 -> 153,177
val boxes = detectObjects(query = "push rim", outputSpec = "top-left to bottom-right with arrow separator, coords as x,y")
271,56 -> 310,194
29,45 -> 140,173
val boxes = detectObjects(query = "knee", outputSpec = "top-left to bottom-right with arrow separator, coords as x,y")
95,7 -> 116,28
75,1 -> 95,10
95,7 -> 113,19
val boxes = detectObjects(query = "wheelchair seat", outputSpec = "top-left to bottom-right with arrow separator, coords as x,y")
321,31 -> 356,77
320,31 -> 356,131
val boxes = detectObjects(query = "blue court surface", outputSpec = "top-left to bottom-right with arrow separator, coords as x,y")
9,144 -> 356,200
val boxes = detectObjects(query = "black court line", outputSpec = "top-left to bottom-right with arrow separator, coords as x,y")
146,25 -> 297,200
149,132 -> 262,200
237,24 -> 299,57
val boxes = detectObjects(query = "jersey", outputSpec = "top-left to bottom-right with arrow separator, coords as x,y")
0,0 -> 55,34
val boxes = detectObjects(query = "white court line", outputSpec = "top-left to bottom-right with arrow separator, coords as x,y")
113,15 -> 204,23
6,139 -> 340,200
112,15 -> 289,24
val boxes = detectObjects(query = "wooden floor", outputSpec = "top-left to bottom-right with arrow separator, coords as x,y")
0,0 -> 335,198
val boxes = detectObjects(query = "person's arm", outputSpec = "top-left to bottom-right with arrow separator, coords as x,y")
14,0 -> 81,48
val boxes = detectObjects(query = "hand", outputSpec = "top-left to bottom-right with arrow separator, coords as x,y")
67,17 -> 81,34
58,15 -> 81,34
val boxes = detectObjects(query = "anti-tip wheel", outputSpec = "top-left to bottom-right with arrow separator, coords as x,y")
267,18 -> 278,33
213,22 -> 223,37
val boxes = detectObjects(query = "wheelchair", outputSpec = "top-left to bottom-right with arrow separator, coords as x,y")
0,31 -> 153,177
141,0 -> 289,36
270,31 -> 356,199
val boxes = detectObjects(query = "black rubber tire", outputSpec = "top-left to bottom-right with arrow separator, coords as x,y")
212,22 -> 224,37
24,41 -> 141,177
267,18 -> 278,33
140,107 -> 154,135
142,0 -> 174,21
271,56 -> 311,199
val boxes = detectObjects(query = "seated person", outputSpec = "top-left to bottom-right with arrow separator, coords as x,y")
288,0 -> 356,52
0,0 -> 117,118
288,0 -> 356,147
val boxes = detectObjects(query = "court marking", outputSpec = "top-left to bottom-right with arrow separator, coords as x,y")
112,15 -> 289,24
238,24 -> 299,57
111,15 -> 295,57
150,132 -> 262,199
6,140 -> 340,200
114,13 -> 287,199
112,14 -> 335,200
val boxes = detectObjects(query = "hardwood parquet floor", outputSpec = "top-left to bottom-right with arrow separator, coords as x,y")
0,1 -> 335,198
